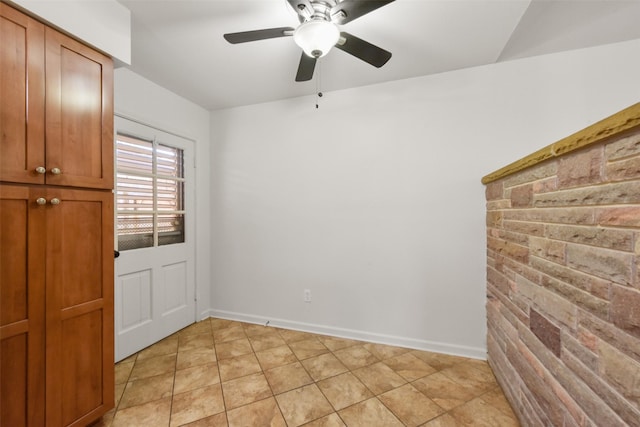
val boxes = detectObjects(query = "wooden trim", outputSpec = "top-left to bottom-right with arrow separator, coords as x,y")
482,102 -> 640,184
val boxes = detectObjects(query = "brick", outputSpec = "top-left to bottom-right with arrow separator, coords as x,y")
487,255 -> 497,273
503,207 -> 595,225
485,181 -> 504,201
503,220 -> 544,237
635,254 -> 640,290
500,255 -> 541,284
510,184 -> 533,208
546,224 -> 633,252
516,275 -> 577,328
486,199 -> 510,210
529,256 -> 609,299
604,132 -> 640,161
566,244 -> 633,286
487,237 -> 529,263
530,237 -> 566,264
606,155 -> 640,181
532,176 -> 557,194
562,349 -> 640,426
518,388 -> 551,427
598,339 -> 640,409
510,290 -> 533,318
557,146 -> 604,188
487,301 -> 507,352
579,310 -> 640,364
487,228 -> 500,239
487,266 -> 510,295
561,330 -> 598,371
488,300 -> 519,354
530,308 -> 561,357
595,206 -> 640,227
611,285 -> 640,339
590,280 -> 610,300
539,274 -> 609,320
503,160 -> 557,188
486,210 -> 503,228
561,410 -> 582,427
577,328 -> 598,352
488,282 -> 529,327
534,181 -> 640,207
498,230 -> 529,246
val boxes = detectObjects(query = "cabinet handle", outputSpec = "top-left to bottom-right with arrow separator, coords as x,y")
35,166 -> 46,174
50,198 -> 61,205
50,167 -> 61,175
36,197 -> 47,205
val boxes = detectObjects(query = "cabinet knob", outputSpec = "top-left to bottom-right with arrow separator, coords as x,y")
50,198 -> 61,205
35,166 -> 46,174
36,197 -> 47,205
50,167 -> 61,175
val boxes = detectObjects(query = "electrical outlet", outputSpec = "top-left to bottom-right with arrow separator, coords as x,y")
304,289 -> 311,303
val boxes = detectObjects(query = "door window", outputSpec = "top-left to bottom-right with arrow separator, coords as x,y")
116,133 -> 185,250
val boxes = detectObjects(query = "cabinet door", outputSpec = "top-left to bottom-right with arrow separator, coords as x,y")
44,188 -> 114,427
45,28 -> 114,190
0,4 -> 46,184
0,184 -> 46,426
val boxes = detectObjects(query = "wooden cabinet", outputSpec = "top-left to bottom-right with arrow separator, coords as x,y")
0,187 -> 114,426
43,188 -> 114,426
0,4 -> 45,186
0,3 -> 113,189
0,186 -> 46,426
0,3 -> 114,426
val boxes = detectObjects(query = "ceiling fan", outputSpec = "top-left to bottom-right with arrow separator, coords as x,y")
223,0 -> 395,82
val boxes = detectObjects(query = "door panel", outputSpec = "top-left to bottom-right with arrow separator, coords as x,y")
0,4 -> 45,184
162,261 -> 188,314
61,310 -> 104,426
60,199 -> 104,306
45,27 -> 113,190
0,184 -> 46,426
119,270 -> 153,332
45,187 -> 114,426
1,335 -> 28,426
115,116 -> 195,361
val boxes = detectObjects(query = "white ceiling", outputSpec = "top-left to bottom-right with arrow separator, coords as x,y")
117,0 -> 640,111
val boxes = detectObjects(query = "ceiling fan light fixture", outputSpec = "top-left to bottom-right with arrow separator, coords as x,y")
293,20 -> 340,58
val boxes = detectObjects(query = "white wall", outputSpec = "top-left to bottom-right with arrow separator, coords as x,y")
114,68 -> 211,320
9,0 -> 131,65
209,39 -> 640,358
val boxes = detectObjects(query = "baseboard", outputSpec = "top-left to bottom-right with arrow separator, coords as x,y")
209,309 -> 487,360
198,308 -> 217,321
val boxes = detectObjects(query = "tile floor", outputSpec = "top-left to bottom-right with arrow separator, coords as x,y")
95,318 -> 520,427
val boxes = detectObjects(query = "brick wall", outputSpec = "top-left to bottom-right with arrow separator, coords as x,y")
484,122 -> 640,426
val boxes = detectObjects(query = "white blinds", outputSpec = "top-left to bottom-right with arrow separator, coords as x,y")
116,133 -> 185,250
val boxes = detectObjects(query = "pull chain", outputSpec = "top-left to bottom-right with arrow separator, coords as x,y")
316,58 -> 323,109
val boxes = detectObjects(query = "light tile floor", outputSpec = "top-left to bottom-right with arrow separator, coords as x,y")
95,318 -> 520,427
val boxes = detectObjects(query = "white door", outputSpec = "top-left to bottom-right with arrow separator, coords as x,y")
114,116 -> 196,361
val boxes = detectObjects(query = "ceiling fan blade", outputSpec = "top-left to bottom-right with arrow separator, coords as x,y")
335,32 -> 391,67
330,0 -> 395,24
295,53 -> 317,82
223,27 -> 294,44
286,0 -> 314,21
